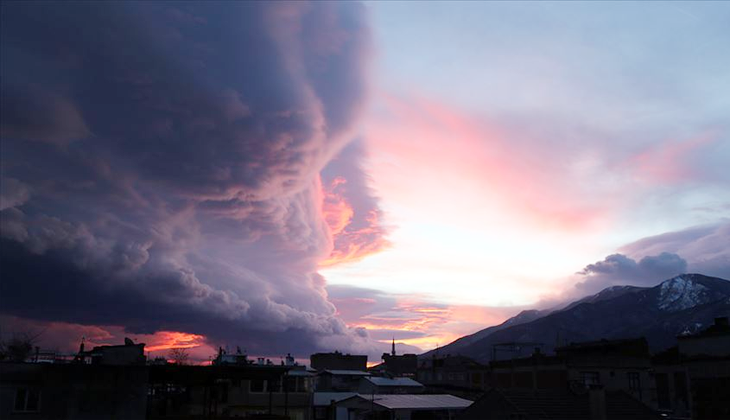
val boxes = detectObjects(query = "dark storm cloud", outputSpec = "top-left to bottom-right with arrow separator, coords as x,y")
565,222 -> 730,299
0,1 -> 380,355
619,221 -> 730,280
574,252 -> 688,295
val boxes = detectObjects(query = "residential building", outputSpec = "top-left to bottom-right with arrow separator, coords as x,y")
457,387 -> 661,420
358,377 -> 425,395
374,339 -> 418,377
488,338 -> 655,408
653,317 -> 730,420
417,354 -> 490,396
310,352 -> 367,371
0,362 -> 148,420
315,370 -> 370,392
335,393 -> 473,420
147,364 -> 314,420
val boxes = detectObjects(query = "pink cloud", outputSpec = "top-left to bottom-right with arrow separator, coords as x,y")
326,285 -> 523,353
626,132 -> 718,184
365,92 -> 614,232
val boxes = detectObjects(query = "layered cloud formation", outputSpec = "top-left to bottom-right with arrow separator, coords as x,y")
0,2 -> 388,356
574,221 -> 730,296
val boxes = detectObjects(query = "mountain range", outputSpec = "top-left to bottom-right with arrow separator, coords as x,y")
421,273 -> 730,363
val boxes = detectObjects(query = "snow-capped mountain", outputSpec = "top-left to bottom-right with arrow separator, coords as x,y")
422,274 -> 730,363
656,274 -> 730,312
561,284 -> 646,312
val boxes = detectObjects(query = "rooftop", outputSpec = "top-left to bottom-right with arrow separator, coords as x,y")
365,376 -> 423,387
321,369 -> 371,376
341,394 -> 473,410
461,389 -> 661,420
313,392 -> 359,406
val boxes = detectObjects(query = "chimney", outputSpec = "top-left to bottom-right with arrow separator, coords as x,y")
589,385 -> 607,420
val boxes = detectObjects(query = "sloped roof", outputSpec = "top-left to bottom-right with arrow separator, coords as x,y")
365,376 -> 424,387
363,394 -> 472,410
286,369 -> 315,377
313,392 -> 359,406
321,369 -> 371,376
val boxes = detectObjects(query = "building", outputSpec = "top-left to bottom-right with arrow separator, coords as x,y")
488,338 -> 655,408
457,387 -> 661,420
74,337 -> 147,366
375,339 -> 418,377
653,317 -> 730,420
313,392 -> 358,420
310,352 -> 367,371
677,316 -> 730,357
147,364 -> 314,420
358,377 -> 425,395
0,362 -> 148,420
315,370 -> 371,392
335,393 -> 473,420
0,337 -> 149,419
417,354 -> 490,396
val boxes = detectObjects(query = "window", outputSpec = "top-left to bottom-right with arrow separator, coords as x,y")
627,372 -> 640,391
655,373 -> 670,409
284,377 -> 297,392
14,388 -> 40,412
674,371 -> 688,402
580,371 -> 600,386
250,379 -> 266,393
296,377 -> 309,392
284,377 -> 308,393
315,407 -> 327,420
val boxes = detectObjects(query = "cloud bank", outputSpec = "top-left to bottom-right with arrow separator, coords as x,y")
573,221 -> 730,296
0,2 -> 388,357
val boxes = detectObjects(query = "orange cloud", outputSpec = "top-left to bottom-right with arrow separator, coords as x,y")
332,292 -> 521,353
322,176 -> 354,237
144,331 -> 207,352
319,176 -> 389,267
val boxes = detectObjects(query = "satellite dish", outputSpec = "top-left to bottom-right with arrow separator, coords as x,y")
124,337 -> 134,346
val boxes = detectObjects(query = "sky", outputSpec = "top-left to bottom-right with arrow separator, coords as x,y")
1,1 -> 729,362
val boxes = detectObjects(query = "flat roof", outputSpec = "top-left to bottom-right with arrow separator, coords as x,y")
340,394 -> 473,410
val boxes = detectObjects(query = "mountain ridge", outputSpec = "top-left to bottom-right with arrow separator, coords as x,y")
421,273 -> 730,363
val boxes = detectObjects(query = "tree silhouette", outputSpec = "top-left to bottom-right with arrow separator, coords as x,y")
168,347 -> 190,365
0,332 -> 41,362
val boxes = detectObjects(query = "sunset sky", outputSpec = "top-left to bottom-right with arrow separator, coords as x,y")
1,2 -> 729,362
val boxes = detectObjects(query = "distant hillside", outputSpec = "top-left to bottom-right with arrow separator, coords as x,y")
422,274 -> 730,363
419,308 -> 548,359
